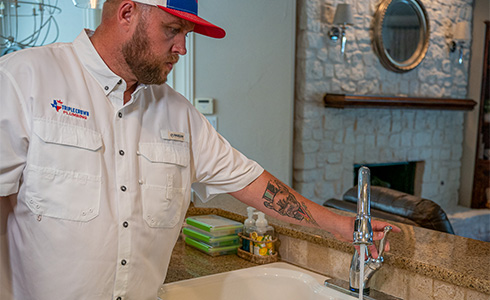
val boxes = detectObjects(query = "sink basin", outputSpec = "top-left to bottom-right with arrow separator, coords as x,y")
158,262 -> 356,300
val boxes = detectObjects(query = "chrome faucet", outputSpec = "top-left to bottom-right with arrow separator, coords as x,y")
349,166 -> 392,294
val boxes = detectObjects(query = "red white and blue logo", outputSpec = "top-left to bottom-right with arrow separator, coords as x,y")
51,99 -> 90,120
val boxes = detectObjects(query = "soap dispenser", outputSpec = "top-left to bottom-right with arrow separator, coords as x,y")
242,207 -> 256,253
252,212 -> 275,256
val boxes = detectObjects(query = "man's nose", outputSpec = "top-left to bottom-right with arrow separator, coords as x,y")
172,35 -> 187,55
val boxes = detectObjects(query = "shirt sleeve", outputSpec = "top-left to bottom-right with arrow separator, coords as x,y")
190,113 -> 264,202
0,64 -> 30,196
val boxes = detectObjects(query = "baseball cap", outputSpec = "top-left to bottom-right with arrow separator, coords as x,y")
134,0 -> 226,39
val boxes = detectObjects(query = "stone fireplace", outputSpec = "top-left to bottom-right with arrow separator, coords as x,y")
293,108 -> 464,209
292,0 -> 472,211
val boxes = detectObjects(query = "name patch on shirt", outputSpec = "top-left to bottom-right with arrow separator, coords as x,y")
168,131 -> 186,142
51,99 -> 90,120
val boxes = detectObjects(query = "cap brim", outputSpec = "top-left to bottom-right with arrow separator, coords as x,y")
158,6 -> 226,39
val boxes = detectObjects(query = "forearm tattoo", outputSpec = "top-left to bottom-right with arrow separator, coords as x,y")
262,179 -> 319,226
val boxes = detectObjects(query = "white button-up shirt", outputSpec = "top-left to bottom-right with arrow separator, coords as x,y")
0,30 -> 263,300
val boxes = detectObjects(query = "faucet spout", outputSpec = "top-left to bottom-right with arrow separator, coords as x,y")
353,166 -> 373,245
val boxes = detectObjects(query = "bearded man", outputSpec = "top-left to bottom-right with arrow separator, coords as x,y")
0,1 -> 399,299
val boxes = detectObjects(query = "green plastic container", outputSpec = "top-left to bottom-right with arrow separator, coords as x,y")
182,227 -> 240,247
185,215 -> 243,237
184,236 -> 240,256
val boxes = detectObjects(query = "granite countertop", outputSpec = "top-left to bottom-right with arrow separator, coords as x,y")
168,206 -> 490,295
165,234 -> 258,283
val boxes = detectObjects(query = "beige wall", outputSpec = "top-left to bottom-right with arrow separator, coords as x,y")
192,0 -> 296,207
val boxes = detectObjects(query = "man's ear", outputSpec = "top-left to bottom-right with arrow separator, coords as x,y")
117,0 -> 136,30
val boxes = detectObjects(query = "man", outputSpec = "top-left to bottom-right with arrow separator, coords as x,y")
0,1 -> 399,299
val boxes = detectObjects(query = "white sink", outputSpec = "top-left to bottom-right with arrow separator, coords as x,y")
158,262 -> 356,300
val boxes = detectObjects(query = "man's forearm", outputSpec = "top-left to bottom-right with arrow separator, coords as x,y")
229,170 -> 354,242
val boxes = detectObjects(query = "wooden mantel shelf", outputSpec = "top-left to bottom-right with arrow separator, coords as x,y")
324,94 -> 477,111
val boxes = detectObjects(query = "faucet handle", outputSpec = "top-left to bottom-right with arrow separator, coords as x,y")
375,226 -> 392,261
349,226 -> 393,293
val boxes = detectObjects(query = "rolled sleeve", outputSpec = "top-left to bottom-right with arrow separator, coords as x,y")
190,114 -> 264,202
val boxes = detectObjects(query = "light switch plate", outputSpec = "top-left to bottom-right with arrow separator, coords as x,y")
195,98 -> 214,115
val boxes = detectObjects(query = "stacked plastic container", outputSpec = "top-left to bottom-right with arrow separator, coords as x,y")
182,215 -> 243,256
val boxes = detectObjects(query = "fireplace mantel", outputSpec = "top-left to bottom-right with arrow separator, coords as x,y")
324,94 -> 477,111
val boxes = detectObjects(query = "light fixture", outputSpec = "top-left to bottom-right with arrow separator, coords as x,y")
328,3 -> 354,56
72,0 -> 105,9
449,21 -> 470,64
0,0 -> 61,56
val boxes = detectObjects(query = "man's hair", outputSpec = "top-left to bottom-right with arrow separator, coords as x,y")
102,0 -> 152,19
101,0 -> 121,18
103,0 -> 121,5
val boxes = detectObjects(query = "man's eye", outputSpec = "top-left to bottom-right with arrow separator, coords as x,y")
166,27 -> 180,36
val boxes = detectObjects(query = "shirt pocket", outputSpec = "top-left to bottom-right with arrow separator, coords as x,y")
137,141 -> 190,228
24,119 -> 103,222
140,184 -> 186,228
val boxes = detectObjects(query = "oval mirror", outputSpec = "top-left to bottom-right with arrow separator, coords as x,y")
373,0 -> 430,73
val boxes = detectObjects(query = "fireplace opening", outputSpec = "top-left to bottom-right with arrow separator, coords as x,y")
354,161 -> 424,196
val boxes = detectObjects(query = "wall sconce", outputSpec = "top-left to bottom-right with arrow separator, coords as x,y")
72,0 -> 105,9
328,3 -> 354,56
449,21 -> 470,64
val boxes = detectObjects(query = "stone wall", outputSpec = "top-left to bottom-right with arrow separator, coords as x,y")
294,0 -> 474,209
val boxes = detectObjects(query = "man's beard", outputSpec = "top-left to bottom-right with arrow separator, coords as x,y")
122,20 -> 179,85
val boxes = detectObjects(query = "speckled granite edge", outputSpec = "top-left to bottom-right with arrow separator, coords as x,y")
185,206 -> 490,295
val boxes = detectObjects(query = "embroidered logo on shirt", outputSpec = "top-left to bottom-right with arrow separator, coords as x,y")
168,131 -> 185,142
51,100 -> 90,120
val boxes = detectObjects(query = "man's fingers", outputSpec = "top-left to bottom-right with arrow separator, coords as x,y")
373,231 -> 385,240
368,244 -> 379,259
385,240 -> 391,252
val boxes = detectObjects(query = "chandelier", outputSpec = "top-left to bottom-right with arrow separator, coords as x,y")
0,0 -> 61,56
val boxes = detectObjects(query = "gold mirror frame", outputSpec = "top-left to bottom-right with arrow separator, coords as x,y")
373,0 -> 430,73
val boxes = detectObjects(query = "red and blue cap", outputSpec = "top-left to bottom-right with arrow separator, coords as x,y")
135,0 -> 226,38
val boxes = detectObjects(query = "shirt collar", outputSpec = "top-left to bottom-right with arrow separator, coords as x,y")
73,29 -> 126,97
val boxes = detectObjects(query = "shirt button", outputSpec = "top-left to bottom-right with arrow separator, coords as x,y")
123,221 -> 129,228
118,79 -> 123,84
118,112 -> 123,118
104,86 -> 109,90
121,259 -> 127,266
116,297 -> 122,300
120,186 -> 127,192
119,150 -> 125,156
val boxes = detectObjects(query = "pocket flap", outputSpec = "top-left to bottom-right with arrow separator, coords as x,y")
33,118 -> 102,151
138,142 -> 189,167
